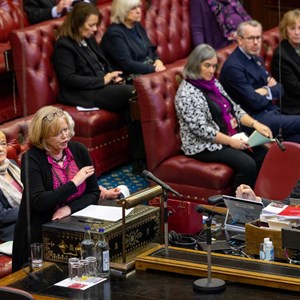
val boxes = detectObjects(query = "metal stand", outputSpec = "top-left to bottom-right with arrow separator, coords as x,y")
193,214 -> 226,293
161,189 -> 169,255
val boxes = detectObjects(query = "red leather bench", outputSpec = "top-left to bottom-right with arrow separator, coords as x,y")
0,0 -> 28,124
5,3 -> 130,177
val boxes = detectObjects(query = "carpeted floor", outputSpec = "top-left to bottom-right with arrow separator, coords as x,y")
98,163 -> 149,195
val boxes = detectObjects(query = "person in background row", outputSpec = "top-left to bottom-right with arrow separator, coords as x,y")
100,0 -> 165,83
52,2 -> 145,173
24,0 -> 97,24
0,131 -> 22,242
190,0 -> 251,50
12,106 -> 100,272
236,182 -> 299,206
220,20 -> 300,143
272,9 -> 300,115
175,44 -> 271,191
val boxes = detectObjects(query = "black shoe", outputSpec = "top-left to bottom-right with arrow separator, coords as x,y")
132,160 -> 146,175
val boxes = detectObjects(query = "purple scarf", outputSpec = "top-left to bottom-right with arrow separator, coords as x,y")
187,77 -> 237,136
207,0 -> 251,40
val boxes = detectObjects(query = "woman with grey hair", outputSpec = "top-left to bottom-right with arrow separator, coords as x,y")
175,44 -> 271,191
100,0 -> 165,83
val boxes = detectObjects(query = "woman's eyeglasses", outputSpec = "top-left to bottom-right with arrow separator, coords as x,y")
43,110 -> 65,122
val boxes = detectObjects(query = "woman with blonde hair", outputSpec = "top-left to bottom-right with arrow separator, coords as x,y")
0,130 -> 22,242
12,106 -> 100,271
272,9 -> 300,115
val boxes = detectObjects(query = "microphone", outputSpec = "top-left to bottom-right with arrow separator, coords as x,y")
275,138 -> 285,151
195,205 -> 223,217
141,170 -> 181,197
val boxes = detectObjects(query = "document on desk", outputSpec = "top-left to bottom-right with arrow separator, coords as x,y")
71,205 -> 134,222
55,276 -> 106,290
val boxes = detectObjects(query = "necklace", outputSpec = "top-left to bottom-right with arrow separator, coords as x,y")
50,152 -> 65,164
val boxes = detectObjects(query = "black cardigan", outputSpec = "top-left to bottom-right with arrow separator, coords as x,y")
12,141 -> 99,271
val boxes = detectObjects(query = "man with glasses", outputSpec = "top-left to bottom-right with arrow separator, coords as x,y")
220,20 -> 300,143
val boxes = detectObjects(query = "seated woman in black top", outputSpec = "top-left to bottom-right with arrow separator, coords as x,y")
100,0 -> 166,83
52,2 -> 145,172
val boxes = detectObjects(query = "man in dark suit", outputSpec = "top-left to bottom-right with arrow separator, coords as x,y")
24,0 -> 96,24
220,20 -> 300,143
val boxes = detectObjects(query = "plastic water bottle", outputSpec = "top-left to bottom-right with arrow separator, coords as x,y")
260,237 -> 270,260
264,241 -> 274,261
81,225 -> 95,259
95,228 -> 110,277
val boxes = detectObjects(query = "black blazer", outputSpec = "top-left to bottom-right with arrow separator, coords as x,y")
12,141 -> 99,271
100,22 -> 159,76
272,40 -> 300,115
52,36 -> 113,108
219,47 -> 283,115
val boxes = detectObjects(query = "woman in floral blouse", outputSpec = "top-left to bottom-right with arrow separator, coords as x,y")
175,44 -> 272,191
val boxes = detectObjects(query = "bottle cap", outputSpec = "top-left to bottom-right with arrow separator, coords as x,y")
99,228 -> 105,233
84,225 -> 91,231
264,237 -> 270,243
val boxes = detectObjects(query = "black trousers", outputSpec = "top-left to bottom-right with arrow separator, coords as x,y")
191,145 -> 268,191
94,83 -> 145,162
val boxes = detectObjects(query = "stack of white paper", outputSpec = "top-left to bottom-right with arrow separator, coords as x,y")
260,202 -> 287,223
71,205 -> 134,222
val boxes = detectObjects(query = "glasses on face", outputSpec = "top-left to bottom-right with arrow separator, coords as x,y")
0,142 -> 7,148
241,35 -> 262,42
43,110 -> 65,122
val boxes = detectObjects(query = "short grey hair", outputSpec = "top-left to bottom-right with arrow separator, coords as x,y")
110,0 -> 141,24
183,44 -> 217,79
237,20 -> 263,37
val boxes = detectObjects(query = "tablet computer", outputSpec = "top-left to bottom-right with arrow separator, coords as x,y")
223,195 -> 264,232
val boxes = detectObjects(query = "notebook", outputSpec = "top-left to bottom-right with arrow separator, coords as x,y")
223,195 -> 264,232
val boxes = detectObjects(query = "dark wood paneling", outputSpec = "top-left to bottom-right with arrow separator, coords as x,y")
243,0 -> 299,30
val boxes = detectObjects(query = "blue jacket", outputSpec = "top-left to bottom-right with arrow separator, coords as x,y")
219,46 -> 283,116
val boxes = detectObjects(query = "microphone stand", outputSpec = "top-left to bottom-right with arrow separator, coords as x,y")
162,189 -> 169,255
193,213 -> 226,293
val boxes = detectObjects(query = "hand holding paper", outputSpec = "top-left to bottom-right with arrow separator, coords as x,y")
231,130 -> 275,147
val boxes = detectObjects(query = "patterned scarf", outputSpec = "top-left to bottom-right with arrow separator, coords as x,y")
207,0 -> 251,40
0,159 -> 23,208
187,77 -> 237,136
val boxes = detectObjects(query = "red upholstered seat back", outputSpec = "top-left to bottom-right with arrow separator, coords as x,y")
254,142 -> 300,200
0,0 -> 28,44
134,66 -> 183,170
261,26 -> 280,73
145,0 -> 192,64
0,116 -> 31,165
10,19 -> 63,115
